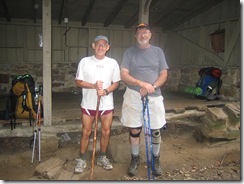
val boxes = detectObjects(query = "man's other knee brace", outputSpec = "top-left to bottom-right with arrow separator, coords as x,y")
151,129 -> 161,144
129,127 -> 142,138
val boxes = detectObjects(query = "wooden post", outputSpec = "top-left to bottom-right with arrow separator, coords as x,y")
42,0 -> 52,126
139,0 -> 152,24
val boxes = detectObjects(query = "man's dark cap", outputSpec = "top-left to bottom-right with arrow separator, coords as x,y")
135,23 -> 151,32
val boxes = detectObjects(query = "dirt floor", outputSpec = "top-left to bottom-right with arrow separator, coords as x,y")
0,119 -> 240,182
0,91 -> 241,182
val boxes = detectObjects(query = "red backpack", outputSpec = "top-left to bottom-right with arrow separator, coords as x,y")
198,67 -> 222,78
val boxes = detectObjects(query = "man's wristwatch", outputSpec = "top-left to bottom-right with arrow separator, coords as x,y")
152,84 -> 157,90
104,89 -> 109,95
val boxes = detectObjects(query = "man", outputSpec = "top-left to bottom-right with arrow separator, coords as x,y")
120,23 -> 169,177
75,35 -> 120,173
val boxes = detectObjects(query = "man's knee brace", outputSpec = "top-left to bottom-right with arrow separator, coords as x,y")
151,129 -> 161,144
129,127 -> 142,138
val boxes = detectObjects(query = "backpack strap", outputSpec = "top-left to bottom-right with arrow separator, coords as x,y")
21,83 -> 31,113
215,78 -> 222,96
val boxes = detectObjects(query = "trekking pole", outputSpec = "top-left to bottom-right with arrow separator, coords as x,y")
145,95 -> 155,179
38,127 -> 41,162
31,95 -> 42,165
89,95 -> 101,180
31,129 -> 37,166
37,98 -> 41,163
141,95 -> 154,180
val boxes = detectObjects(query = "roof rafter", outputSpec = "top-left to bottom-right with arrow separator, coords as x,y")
125,10 -> 138,28
152,0 -> 186,26
104,0 -> 128,27
165,0 -> 224,29
124,0 -> 159,28
1,0 -> 11,22
82,0 -> 96,26
58,0 -> 65,24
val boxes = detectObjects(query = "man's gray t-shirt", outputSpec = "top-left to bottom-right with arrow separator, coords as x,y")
121,45 -> 169,96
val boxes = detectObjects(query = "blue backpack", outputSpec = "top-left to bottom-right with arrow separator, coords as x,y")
195,67 -> 222,100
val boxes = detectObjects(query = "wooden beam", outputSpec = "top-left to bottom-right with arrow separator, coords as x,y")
1,0 -> 11,22
43,0 -> 52,126
124,10 -> 138,28
165,0 -> 224,29
150,0 -> 159,6
224,20 -> 240,67
104,0 -> 128,27
58,0 -> 65,24
166,30 -> 224,64
144,0 -> 152,13
153,0 -> 185,26
124,0 -> 158,28
82,0 -> 96,26
138,0 -> 152,24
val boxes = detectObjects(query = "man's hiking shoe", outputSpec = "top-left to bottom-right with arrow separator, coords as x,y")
127,154 -> 140,176
97,156 -> 113,170
74,158 -> 87,173
152,155 -> 162,176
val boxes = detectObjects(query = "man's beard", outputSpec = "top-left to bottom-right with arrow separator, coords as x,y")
138,39 -> 148,46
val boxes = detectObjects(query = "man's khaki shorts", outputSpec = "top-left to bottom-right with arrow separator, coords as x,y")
120,87 -> 166,129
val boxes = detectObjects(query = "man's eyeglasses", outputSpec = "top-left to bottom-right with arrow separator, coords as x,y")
95,43 -> 108,48
136,31 -> 151,36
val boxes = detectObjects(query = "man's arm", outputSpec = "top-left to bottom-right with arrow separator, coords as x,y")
75,80 -> 96,89
104,81 -> 120,95
152,69 -> 168,89
120,68 -> 155,95
120,68 -> 140,86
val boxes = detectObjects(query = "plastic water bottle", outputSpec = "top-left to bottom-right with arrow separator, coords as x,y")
34,94 -> 39,105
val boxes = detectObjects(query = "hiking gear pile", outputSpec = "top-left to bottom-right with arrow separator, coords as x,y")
195,67 -> 222,101
6,74 -> 43,130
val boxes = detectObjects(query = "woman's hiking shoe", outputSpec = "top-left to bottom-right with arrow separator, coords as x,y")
127,154 -> 140,176
74,158 -> 87,173
152,155 -> 162,176
97,156 -> 113,170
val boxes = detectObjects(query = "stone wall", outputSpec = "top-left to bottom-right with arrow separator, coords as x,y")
165,67 -> 240,101
0,63 -> 78,93
0,64 -> 240,101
